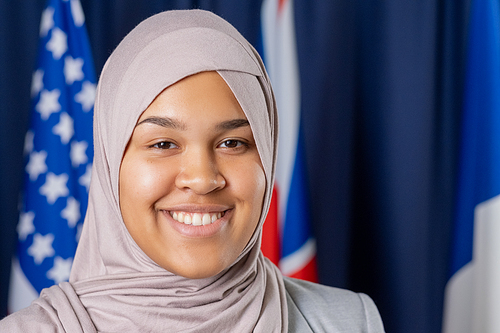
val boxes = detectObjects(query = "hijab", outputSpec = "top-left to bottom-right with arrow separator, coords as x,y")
64,9 -> 287,332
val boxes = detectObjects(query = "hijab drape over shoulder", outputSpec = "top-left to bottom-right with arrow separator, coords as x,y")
62,9 -> 286,332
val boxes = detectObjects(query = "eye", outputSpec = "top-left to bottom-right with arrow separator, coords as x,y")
219,139 -> 247,149
151,141 -> 178,149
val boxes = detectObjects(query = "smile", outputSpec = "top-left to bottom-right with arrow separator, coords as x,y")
169,211 -> 226,226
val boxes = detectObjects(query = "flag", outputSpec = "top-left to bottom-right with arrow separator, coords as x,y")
8,0 -> 95,312
442,0 -> 500,331
261,0 -> 318,282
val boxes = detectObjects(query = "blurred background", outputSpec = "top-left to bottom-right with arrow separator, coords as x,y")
0,0 -> 472,332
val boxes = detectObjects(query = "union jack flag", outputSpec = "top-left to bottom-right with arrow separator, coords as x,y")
9,0 -> 95,312
261,0 -> 318,282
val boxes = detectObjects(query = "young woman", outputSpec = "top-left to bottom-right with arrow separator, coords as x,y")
1,10 -> 384,332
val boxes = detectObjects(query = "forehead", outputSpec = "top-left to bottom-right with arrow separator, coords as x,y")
138,71 -> 247,125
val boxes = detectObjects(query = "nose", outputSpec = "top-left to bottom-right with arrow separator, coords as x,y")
175,148 -> 226,194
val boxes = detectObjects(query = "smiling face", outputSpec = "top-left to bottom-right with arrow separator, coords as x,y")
119,71 -> 266,279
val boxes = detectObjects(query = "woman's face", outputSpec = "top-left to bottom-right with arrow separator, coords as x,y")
119,71 -> 266,279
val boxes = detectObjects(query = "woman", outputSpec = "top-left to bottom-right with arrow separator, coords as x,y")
1,10 -> 384,332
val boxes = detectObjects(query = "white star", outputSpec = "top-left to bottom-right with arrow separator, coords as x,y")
31,69 -> 44,97
61,197 -> 80,228
17,211 -> 35,241
46,27 -> 67,60
70,141 -> 88,167
27,233 -> 55,264
39,7 -> 54,37
40,172 -> 69,204
36,89 -> 61,120
53,112 -> 74,144
79,163 -> 92,192
75,81 -> 96,112
26,150 -> 48,181
70,0 -> 85,27
47,256 -> 73,284
24,130 -> 34,155
64,56 -> 84,85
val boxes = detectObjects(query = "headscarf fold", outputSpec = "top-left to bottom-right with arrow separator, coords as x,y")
67,9 -> 286,332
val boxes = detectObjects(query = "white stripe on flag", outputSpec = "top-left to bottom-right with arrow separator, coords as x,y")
442,263 -> 473,333
472,194 -> 500,331
261,0 -> 301,227
443,194 -> 500,333
280,237 -> 316,276
8,258 -> 38,313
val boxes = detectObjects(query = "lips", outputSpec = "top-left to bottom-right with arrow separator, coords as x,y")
169,211 -> 226,226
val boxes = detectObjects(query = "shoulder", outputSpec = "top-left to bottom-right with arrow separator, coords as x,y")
0,283 -> 95,333
284,277 -> 385,332
0,291 -> 64,332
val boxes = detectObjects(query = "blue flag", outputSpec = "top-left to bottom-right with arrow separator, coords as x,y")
9,0 -> 95,312
442,0 -> 500,332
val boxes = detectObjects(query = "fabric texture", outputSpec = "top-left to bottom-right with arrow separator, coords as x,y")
1,278 -> 386,333
0,283 -> 93,332
68,9 -> 285,333
284,277 -> 384,332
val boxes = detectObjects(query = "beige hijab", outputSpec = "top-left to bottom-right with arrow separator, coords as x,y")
67,9 -> 286,332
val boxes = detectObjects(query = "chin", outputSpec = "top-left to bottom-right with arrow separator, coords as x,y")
153,249 -> 233,279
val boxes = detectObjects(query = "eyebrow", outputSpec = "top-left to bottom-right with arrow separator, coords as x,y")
136,116 -> 186,130
215,119 -> 250,131
136,116 -> 250,131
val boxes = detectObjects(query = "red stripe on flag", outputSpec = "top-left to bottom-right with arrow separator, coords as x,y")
278,0 -> 287,14
261,186 -> 281,266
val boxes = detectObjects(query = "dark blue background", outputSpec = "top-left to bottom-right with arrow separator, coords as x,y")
0,1 -> 469,332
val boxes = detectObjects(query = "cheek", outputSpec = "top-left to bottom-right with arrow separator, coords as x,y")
247,166 -> 266,207
119,156 -> 175,212
229,159 -> 267,226
227,156 -> 265,192
236,162 -> 266,257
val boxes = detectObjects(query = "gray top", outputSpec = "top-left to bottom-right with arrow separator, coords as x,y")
284,277 -> 385,332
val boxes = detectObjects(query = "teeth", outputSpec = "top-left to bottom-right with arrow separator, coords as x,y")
169,211 -> 224,226
192,214 -> 202,226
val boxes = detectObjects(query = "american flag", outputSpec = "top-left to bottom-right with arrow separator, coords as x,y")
9,0 -> 95,312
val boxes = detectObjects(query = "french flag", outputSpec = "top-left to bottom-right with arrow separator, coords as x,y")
442,0 -> 500,332
260,0 -> 318,282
